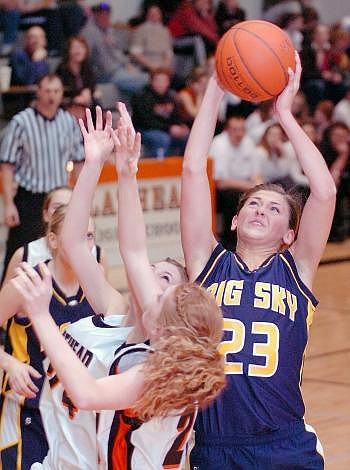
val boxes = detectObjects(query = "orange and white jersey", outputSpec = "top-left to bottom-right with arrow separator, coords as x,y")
32,314 -> 131,470
98,343 -> 197,470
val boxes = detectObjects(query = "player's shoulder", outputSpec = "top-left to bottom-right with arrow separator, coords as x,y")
113,342 -> 151,373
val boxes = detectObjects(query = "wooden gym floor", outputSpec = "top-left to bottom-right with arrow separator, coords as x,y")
302,239 -> 350,470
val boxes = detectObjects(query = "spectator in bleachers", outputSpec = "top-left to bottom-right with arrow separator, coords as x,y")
177,66 -> 208,126
9,25 -> 48,85
280,11 -> 304,51
300,23 -> 330,112
291,89 -> 310,124
56,35 -> 97,121
209,115 -> 262,250
132,68 -> 190,158
81,2 -> 148,101
320,121 -> 350,241
301,120 -> 319,146
128,0 -> 182,27
169,0 -> 218,68
333,86 -> 350,128
17,0 -> 65,55
323,28 -> 349,103
130,4 -> 173,74
56,0 -> 88,40
2,25 -> 49,118
0,1 -> 21,56
262,0 -> 301,24
255,122 -> 308,190
313,99 -> 334,143
245,100 -> 276,144
300,3 -> 320,46
215,0 -> 245,37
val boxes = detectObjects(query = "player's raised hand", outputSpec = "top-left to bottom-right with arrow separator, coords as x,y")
79,106 -> 114,165
111,103 -> 141,176
116,102 -> 136,137
11,262 -> 53,321
274,50 -> 301,115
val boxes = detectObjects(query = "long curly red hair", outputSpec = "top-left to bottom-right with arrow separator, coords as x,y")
134,283 -> 225,421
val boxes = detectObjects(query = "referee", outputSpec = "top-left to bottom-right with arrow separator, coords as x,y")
0,73 -> 84,282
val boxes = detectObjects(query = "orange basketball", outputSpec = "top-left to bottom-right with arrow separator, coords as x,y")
215,20 -> 296,102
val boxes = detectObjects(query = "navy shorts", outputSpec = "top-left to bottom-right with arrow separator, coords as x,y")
0,406 -> 48,470
190,421 -> 324,470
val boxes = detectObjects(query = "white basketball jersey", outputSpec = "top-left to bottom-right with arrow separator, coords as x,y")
25,237 -> 51,266
99,343 -> 197,470
24,237 -> 98,266
33,315 -> 131,470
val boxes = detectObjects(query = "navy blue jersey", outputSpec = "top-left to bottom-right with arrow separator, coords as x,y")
2,276 -> 95,410
195,244 -> 318,440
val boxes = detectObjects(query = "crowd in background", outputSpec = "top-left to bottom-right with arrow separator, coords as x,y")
0,0 -> 349,246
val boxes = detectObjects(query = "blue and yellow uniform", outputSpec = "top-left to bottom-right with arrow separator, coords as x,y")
190,244 -> 324,470
0,274 -> 95,470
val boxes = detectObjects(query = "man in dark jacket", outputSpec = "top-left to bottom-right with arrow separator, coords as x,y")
132,68 -> 190,158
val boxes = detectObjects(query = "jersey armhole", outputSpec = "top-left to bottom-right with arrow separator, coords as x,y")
95,244 -> 101,263
22,243 -> 28,262
281,250 -> 318,307
195,243 -> 226,285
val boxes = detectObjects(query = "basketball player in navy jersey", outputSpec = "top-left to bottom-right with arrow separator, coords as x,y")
0,205 -> 103,470
181,51 -> 336,469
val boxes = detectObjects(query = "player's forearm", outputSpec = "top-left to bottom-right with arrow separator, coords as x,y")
277,111 -> 336,200
0,348 -> 15,371
1,163 -> 15,205
117,174 -> 148,259
62,161 -> 102,250
183,76 -> 224,173
0,281 -> 22,324
30,311 -> 98,409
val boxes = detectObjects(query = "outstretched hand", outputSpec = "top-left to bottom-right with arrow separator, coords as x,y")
111,102 -> 141,176
79,106 -> 114,165
11,263 -> 52,321
274,50 -> 301,114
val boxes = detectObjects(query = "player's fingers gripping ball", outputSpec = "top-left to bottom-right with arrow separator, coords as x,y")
215,20 -> 296,102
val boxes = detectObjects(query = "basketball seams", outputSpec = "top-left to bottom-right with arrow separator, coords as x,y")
217,28 -> 264,102
217,30 -> 236,94
233,29 -> 275,98
234,25 -> 290,92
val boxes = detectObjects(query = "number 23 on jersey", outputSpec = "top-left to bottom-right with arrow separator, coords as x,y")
219,319 -> 280,377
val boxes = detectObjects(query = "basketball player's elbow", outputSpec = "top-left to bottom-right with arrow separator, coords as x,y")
66,380 -> 101,411
70,389 -> 98,411
182,160 -> 207,176
312,177 -> 337,202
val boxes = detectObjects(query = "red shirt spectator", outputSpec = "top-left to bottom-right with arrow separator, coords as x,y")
169,0 -> 218,46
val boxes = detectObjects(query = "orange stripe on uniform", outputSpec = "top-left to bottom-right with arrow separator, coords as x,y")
111,414 -> 133,470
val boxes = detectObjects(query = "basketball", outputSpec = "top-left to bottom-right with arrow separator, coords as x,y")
215,20 -> 296,102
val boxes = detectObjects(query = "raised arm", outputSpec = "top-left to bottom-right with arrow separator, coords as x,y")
11,263 -> 144,411
112,103 -> 163,313
276,52 -> 336,286
61,106 -> 126,315
181,76 -> 225,281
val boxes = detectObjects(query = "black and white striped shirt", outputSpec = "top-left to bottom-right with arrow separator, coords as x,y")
0,107 -> 84,193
